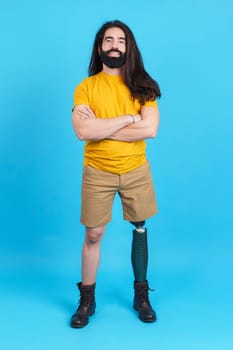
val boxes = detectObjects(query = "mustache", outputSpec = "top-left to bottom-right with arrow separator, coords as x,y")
104,49 -> 123,55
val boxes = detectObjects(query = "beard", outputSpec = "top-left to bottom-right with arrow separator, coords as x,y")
100,48 -> 126,69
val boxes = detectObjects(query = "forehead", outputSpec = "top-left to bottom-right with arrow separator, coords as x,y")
103,27 -> 126,39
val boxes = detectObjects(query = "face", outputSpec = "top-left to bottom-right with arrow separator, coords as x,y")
100,27 -> 127,69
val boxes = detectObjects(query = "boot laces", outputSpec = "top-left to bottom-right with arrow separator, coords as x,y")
79,291 -> 93,307
137,285 -> 154,306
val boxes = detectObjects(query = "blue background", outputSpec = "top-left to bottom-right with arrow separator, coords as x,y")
1,0 -> 233,349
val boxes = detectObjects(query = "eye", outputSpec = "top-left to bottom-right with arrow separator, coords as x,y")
118,38 -> 126,44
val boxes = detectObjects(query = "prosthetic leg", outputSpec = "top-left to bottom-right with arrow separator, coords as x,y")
130,221 -> 156,322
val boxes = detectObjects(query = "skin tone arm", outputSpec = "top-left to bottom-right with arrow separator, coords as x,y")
72,104 -> 141,141
72,104 -> 159,142
109,105 -> 160,141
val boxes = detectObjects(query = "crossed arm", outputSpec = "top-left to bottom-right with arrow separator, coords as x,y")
72,104 -> 159,142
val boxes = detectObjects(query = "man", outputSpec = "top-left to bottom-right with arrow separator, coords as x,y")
71,20 -> 161,328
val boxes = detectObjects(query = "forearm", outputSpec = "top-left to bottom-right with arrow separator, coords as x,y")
108,122 -> 155,142
108,105 -> 160,142
72,113 -> 137,141
71,104 -> 157,142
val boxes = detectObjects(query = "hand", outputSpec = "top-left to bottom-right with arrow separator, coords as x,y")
73,105 -> 96,119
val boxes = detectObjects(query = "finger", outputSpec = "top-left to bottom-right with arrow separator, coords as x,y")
78,112 -> 89,119
82,105 -> 96,118
76,105 -> 96,119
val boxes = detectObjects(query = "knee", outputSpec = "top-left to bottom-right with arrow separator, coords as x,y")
85,226 -> 105,245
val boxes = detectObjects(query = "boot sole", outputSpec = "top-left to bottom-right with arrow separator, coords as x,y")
139,317 -> 156,323
70,310 -> 95,328
134,306 -> 157,323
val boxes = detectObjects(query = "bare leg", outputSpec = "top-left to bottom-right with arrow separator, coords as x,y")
81,225 -> 106,285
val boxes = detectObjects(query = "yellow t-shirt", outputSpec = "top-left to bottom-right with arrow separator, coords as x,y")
74,71 -> 157,174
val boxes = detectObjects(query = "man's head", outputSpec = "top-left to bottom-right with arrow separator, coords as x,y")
88,20 -> 161,103
89,20 -> 141,75
100,26 -> 126,69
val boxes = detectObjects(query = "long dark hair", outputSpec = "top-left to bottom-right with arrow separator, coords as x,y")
88,20 -> 161,104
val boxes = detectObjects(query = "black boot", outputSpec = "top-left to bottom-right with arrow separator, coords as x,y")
70,282 -> 96,328
133,280 -> 156,323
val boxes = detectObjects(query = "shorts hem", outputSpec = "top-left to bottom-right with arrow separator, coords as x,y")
80,218 -> 112,228
124,210 -> 158,222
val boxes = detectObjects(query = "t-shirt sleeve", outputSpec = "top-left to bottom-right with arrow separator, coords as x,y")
73,79 -> 89,106
144,99 -> 157,107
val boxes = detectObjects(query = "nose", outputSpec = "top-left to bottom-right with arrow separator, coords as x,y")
111,38 -> 119,49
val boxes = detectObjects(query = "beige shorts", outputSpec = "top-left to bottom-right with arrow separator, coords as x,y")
81,161 -> 158,227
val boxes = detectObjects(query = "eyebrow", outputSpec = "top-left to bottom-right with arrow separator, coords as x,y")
104,36 -> 126,41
